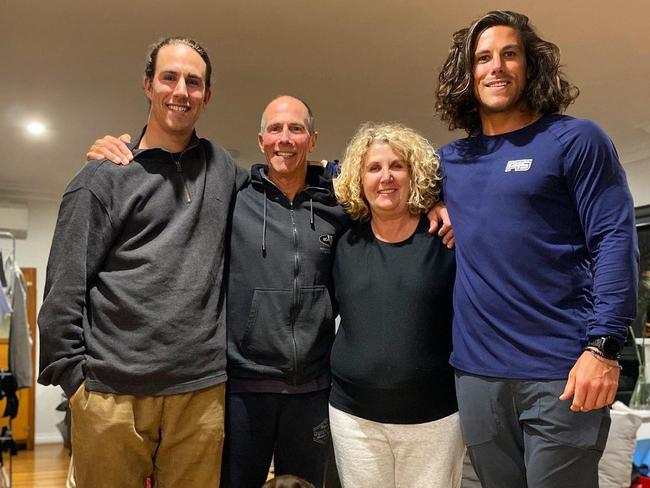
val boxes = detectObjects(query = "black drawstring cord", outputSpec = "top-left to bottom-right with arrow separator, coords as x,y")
262,189 -> 268,255
309,197 -> 314,228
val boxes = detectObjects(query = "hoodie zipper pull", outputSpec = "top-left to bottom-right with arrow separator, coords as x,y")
174,159 -> 192,204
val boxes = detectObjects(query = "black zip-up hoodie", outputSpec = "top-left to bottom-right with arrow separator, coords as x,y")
38,131 -> 237,398
226,164 -> 348,388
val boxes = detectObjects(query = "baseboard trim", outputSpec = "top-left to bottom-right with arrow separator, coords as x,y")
35,433 -> 64,445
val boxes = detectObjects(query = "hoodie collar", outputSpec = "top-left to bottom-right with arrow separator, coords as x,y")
250,163 -> 334,203
253,163 -> 332,254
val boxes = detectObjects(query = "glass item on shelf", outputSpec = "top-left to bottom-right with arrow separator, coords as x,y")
630,366 -> 650,409
630,325 -> 650,409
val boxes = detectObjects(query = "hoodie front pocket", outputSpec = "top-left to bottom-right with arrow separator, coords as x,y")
242,289 -> 294,369
294,286 -> 335,378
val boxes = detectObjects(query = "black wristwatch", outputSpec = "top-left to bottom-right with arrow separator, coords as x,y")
587,336 -> 623,360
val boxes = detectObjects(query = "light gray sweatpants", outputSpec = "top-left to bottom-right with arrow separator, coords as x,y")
329,405 -> 465,488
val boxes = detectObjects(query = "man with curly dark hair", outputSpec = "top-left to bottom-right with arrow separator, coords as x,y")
435,10 -> 638,487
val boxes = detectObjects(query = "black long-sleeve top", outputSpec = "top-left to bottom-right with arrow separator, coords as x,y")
330,215 -> 457,424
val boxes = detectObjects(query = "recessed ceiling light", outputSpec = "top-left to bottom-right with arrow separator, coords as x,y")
26,121 -> 47,136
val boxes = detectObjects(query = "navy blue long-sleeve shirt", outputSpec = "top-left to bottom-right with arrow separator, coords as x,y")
440,113 -> 639,380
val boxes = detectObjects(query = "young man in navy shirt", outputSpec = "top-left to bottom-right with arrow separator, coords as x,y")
436,10 -> 638,487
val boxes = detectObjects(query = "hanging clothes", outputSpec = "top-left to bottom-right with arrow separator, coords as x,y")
0,251 -> 7,287
0,251 -> 11,319
0,288 -> 10,319
0,254 -> 12,339
1,253 -> 14,306
8,269 -> 32,389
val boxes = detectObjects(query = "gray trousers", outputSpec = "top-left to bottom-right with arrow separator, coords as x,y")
455,372 -> 610,488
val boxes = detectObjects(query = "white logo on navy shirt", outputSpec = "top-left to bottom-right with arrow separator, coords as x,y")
505,159 -> 533,172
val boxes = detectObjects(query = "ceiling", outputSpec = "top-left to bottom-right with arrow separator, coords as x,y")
2,0 -> 649,201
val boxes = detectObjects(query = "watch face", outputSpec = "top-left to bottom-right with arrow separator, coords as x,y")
602,337 -> 622,356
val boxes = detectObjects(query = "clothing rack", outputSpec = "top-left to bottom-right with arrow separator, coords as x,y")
0,232 -> 16,299
0,233 -> 15,265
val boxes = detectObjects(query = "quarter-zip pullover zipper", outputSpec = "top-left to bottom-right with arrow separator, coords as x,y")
131,130 -> 199,205
172,155 -> 192,204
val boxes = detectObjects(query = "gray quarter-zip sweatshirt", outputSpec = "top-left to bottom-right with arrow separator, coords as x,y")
38,130 -> 237,398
